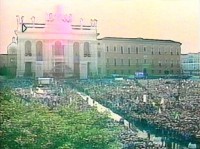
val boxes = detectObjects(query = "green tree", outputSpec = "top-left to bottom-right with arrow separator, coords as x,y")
0,89 -> 122,149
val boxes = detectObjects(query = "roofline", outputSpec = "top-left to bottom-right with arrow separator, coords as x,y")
98,37 -> 182,45
181,52 -> 200,55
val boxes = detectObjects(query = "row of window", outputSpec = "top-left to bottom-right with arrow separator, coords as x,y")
25,41 -> 91,58
106,59 -> 179,66
182,59 -> 200,63
106,69 -> 179,75
25,41 -> 43,61
106,46 -> 180,55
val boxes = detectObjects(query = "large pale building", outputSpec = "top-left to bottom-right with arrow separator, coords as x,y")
4,6 -> 182,79
16,6 -> 98,79
99,37 -> 181,76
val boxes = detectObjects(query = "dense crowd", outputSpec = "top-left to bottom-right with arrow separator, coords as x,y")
66,78 -> 200,148
1,77 -> 199,148
0,78 -> 156,148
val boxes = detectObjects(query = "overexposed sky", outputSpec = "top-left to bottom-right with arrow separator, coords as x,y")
0,0 -> 199,54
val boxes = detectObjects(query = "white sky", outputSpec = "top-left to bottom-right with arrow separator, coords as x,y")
0,0 -> 200,54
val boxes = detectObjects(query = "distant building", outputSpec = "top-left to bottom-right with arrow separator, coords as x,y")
181,52 -> 200,76
99,37 -> 181,76
5,5 -> 182,79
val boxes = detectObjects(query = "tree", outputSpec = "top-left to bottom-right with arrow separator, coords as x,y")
0,89 -> 122,149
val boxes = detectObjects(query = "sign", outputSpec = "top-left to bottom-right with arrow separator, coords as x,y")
135,72 -> 144,78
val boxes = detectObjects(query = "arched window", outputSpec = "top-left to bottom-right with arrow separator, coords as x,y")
84,42 -> 90,57
73,42 -> 80,63
54,41 -> 64,56
25,40 -> 32,56
36,41 -> 43,61
73,42 -> 80,56
73,42 -> 80,77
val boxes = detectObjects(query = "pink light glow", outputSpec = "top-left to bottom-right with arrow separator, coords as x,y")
0,0 -> 199,54
45,5 -> 72,34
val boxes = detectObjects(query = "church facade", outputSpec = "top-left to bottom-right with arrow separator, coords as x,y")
7,6 -> 181,79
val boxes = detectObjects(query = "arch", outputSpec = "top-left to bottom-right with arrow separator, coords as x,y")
55,41 -> 64,56
36,41 -> 43,61
25,40 -> 32,56
84,42 -> 90,57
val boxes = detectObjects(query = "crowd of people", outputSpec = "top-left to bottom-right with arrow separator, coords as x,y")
66,78 -> 200,148
1,77 -> 199,148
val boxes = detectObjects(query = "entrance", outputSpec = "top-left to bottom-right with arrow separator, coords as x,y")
24,62 -> 32,76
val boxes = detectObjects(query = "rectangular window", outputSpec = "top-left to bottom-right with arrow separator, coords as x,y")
144,59 -> 147,64
121,59 -> 123,65
114,59 -> 117,66
144,47 -> 146,52
152,70 -> 154,74
128,47 -> 130,54
121,46 -> 123,54
159,62 -> 161,67
136,59 -> 139,64
114,46 -> 116,52
136,47 -> 138,54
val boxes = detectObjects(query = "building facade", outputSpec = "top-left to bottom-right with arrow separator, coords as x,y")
16,6 -> 98,79
99,37 -> 181,76
181,52 -> 200,76
5,6 -> 182,79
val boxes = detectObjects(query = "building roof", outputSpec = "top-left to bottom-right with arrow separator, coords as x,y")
99,37 -> 182,45
181,52 -> 200,55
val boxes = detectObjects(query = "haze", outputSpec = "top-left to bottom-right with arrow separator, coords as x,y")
0,0 -> 200,54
